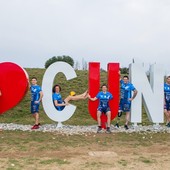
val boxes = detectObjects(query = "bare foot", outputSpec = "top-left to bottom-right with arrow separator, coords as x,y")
65,102 -> 69,106
82,90 -> 88,98
84,92 -> 89,99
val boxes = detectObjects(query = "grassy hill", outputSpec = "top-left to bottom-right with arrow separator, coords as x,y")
0,68 -> 154,126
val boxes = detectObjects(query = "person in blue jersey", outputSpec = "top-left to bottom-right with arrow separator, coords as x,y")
88,84 -> 113,134
164,76 -> 170,127
116,75 -> 137,130
30,77 -> 43,130
53,84 -> 88,111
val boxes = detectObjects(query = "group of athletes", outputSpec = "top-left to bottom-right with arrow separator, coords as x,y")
29,75 -> 137,132
20,74 -> 170,132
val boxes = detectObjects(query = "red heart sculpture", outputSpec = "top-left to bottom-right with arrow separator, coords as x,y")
0,62 -> 29,114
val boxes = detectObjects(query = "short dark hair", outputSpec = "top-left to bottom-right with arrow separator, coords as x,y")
101,84 -> 108,88
31,77 -> 37,80
167,76 -> 170,79
53,84 -> 61,93
123,75 -> 129,79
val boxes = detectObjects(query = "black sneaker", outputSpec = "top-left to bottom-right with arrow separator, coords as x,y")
167,122 -> 170,127
118,111 -> 122,117
115,123 -> 119,128
124,125 -> 129,130
106,128 -> 111,134
97,127 -> 102,133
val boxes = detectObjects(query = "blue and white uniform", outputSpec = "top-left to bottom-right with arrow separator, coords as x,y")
164,83 -> 170,111
30,85 -> 42,113
96,91 -> 113,114
53,93 -> 65,111
119,80 -> 136,112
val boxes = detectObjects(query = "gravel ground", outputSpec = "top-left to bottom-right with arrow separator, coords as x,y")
0,123 -> 170,134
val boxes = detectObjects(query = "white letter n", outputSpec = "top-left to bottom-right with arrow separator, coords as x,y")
130,63 -> 164,124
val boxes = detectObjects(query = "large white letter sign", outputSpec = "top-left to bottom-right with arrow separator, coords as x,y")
42,62 -> 77,127
130,63 -> 164,124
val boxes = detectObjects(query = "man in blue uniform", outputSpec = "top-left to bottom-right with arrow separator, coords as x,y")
116,75 -> 137,130
88,84 -> 113,133
164,76 -> 170,127
30,77 -> 43,129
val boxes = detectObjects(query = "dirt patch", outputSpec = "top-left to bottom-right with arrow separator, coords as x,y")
1,131 -> 170,169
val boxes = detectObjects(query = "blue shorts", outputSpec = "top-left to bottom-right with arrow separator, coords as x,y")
164,100 -> 170,111
31,102 -> 40,114
97,106 -> 111,114
119,99 -> 131,112
56,106 -> 65,111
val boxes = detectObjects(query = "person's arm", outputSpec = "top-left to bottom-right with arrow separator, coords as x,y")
54,100 -> 67,107
38,91 -> 43,102
129,89 -> 138,101
34,91 -> 43,104
119,70 -> 121,81
88,95 -> 98,101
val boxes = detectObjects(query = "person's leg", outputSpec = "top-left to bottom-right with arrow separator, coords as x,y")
34,112 -> 39,125
106,111 -> 111,133
31,104 -> 40,129
167,111 -> 170,127
64,90 -> 88,103
125,111 -> 130,125
106,111 -> 111,128
124,103 -> 131,130
165,106 -> 170,126
115,100 -> 124,127
97,111 -> 102,126
164,109 -> 169,125
97,110 -> 102,133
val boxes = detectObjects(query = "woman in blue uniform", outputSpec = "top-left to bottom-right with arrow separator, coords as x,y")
53,84 -> 88,111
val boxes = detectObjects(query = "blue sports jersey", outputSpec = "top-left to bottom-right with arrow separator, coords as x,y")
30,85 -> 42,102
164,83 -> 170,101
120,80 -> 136,100
96,91 -> 113,108
53,93 -> 65,111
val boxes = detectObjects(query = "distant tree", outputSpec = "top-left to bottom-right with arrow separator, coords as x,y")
100,68 -> 106,72
45,55 -> 74,68
82,58 -> 88,70
120,67 -> 129,74
74,61 -> 80,70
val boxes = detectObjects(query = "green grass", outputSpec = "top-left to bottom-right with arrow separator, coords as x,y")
39,158 -> 70,165
118,160 -> 128,166
138,156 -> 156,164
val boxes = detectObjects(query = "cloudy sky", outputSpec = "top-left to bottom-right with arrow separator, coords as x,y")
0,0 -> 170,71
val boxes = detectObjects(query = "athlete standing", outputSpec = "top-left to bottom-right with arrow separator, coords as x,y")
116,76 -> 137,130
164,76 -> 170,127
30,77 -> 43,129
88,84 -> 113,133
